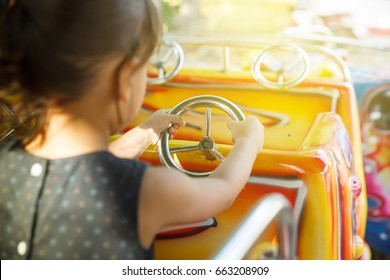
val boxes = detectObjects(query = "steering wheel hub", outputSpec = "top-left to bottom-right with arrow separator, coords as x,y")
199,137 -> 215,151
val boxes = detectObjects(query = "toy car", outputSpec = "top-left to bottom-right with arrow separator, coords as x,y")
126,37 -> 369,259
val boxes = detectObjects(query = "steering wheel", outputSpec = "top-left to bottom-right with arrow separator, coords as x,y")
251,44 -> 310,89
147,38 -> 184,85
158,95 -> 245,177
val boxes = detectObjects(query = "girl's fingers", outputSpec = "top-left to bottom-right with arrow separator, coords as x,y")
168,126 -> 176,135
167,114 -> 186,127
167,123 -> 182,135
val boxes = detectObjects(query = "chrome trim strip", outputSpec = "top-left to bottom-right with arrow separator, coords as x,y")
213,193 -> 296,260
248,176 -> 306,230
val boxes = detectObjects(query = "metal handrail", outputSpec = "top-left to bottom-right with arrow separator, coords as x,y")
163,36 -> 351,82
213,193 -> 296,260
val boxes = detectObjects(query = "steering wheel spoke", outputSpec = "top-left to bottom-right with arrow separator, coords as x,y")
161,48 -> 174,64
170,145 -> 200,154
210,147 -> 225,162
157,67 -> 165,78
205,107 -> 212,137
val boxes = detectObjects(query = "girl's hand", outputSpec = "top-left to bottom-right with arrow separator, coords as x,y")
139,109 -> 186,144
109,110 -> 185,159
227,115 -> 264,153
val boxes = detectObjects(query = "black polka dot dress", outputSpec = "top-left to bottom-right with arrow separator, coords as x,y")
0,138 -> 153,260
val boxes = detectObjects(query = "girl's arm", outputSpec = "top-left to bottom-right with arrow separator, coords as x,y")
138,116 -> 264,248
108,110 -> 185,158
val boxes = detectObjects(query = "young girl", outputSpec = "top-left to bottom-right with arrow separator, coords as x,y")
0,0 -> 264,260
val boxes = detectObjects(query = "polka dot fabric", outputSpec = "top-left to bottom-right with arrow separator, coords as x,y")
0,138 -> 152,259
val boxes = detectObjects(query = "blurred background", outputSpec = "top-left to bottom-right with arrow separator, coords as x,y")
155,0 -> 390,71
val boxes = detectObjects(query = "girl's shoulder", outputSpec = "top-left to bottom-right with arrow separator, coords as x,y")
78,151 -> 149,175
64,151 -> 150,188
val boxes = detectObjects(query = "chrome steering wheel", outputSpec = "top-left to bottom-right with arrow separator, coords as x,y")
158,95 -> 245,177
252,44 -> 310,89
147,38 -> 184,85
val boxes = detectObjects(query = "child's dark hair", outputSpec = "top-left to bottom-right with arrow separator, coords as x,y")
0,0 -> 161,142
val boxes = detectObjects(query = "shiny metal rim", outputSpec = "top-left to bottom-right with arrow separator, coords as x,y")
251,44 -> 310,89
147,38 -> 184,85
158,95 -> 245,177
